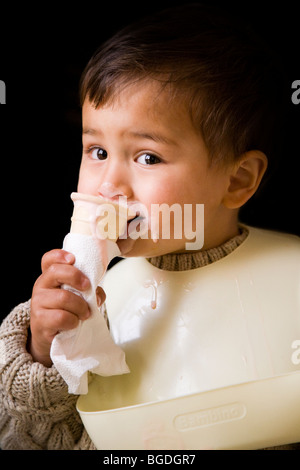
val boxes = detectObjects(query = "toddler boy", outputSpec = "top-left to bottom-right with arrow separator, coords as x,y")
0,4 -> 299,450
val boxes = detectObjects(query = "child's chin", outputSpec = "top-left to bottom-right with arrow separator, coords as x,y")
117,237 -> 138,256
117,238 -> 158,258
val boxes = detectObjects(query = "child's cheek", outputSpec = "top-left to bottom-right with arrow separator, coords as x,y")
77,166 -> 97,195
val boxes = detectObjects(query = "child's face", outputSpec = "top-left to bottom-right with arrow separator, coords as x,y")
78,81 -> 237,257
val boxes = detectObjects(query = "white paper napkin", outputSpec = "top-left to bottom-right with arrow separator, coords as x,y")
50,232 -> 130,394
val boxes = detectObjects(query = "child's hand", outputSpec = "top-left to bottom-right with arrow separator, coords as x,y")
29,249 -> 94,367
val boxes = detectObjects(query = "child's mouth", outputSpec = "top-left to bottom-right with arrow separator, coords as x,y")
116,202 -> 151,253
126,212 -> 146,236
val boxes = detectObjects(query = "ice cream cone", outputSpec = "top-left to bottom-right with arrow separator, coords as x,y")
70,192 -> 128,241
53,194 -> 130,393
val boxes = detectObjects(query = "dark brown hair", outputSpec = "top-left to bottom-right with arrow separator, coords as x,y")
80,3 -> 284,166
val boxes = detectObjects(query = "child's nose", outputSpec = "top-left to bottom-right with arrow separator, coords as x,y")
97,158 -> 133,200
98,181 -> 125,199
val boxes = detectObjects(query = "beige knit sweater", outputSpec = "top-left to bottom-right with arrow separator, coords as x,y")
0,228 -> 299,450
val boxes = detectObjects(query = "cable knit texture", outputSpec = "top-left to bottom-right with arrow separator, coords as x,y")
147,227 -> 248,271
0,228 -> 299,450
0,300 -> 96,450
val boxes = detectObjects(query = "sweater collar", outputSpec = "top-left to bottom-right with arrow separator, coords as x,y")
147,227 -> 248,271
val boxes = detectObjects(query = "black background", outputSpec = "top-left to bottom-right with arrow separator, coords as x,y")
0,0 -> 299,320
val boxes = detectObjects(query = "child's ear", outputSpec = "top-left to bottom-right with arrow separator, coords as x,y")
222,150 -> 268,209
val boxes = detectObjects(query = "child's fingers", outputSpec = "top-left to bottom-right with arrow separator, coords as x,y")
34,288 -> 91,322
29,306 -> 84,367
96,286 -> 106,307
36,263 -> 90,291
38,308 -> 82,334
30,250 -> 92,366
41,249 -> 75,272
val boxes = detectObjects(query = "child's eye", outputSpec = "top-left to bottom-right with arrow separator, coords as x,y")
90,147 -> 108,160
136,153 -> 161,165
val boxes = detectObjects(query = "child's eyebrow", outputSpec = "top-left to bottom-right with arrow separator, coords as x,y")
82,128 -> 100,136
82,127 -> 176,146
127,131 -> 176,146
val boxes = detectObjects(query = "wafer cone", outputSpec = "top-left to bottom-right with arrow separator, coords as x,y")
70,192 -> 128,241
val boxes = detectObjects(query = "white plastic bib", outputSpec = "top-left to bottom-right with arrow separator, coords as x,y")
77,226 -> 300,449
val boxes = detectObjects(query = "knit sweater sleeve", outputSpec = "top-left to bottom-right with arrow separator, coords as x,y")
0,300 -> 95,450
